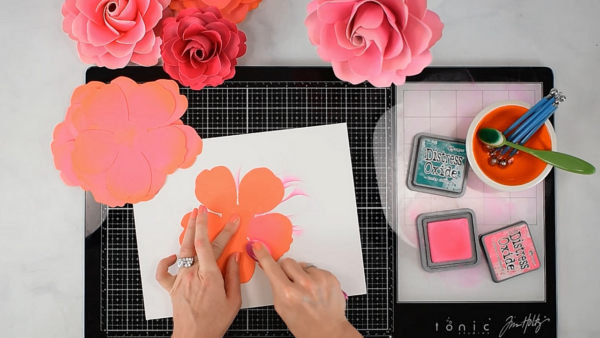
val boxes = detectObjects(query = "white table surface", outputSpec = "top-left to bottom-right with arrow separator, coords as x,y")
1,0 -> 598,337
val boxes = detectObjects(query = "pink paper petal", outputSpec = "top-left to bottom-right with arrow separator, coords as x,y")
205,22 -> 231,47
105,41 -> 136,58
331,60 -> 366,85
130,36 -> 161,66
204,55 -> 222,76
171,124 -> 202,169
155,80 -> 188,124
80,83 -> 129,130
142,166 -> 167,201
79,42 -> 107,57
137,0 -> 151,15
112,76 -> 139,97
118,0 -> 138,21
117,13 -> 146,44
98,51 -> 132,69
422,10 -> 444,49
128,82 -> 176,127
72,14 -> 90,43
319,24 -> 354,62
139,126 -> 187,174
307,0 -> 319,14
87,18 -> 120,47
304,11 -> 323,45
333,21 -> 357,50
63,13 -> 77,40
177,16 -> 202,37
161,38 -> 179,65
77,43 -> 102,65
63,0 -> 79,16
87,180 -> 128,207
133,30 -> 156,54
172,39 -> 189,63
224,32 -> 241,59
317,1 -> 355,24
142,0 -> 163,31
180,59 -> 207,79
72,130 -> 119,174
383,24 -> 403,58
403,13 -> 432,56
353,2 -> 384,29
348,43 -> 383,76
404,0 -> 427,20
106,14 -> 136,32
396,50 -> 432,77
382,38 -> 411,72
106,149 -> 153,203
356,25 -> 389,55
367,70 -> 396,87
75,0 -> 104,25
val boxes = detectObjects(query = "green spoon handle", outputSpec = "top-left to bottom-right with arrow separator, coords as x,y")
504,141 -> 596,175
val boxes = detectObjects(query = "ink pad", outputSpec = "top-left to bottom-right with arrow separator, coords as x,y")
417,209 -> 479,272
479,221 -> 540,283
407,133 -> 469,198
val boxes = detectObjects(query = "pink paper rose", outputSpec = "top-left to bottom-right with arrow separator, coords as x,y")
62,0 -> 170,69
160,7 -> 247,90
305,0 -> 444,87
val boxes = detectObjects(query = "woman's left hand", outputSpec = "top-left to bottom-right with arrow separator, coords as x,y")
155,206 -> 242,338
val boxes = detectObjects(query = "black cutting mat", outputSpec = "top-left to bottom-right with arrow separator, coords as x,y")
86,67 -> 396,337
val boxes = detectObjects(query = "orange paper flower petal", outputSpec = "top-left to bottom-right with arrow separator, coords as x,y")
106,149 -> 152,203
139,126 -> 187,174
128,82 -> 176,128
239,168 -> 284,215
72,130 -> 119,175
195,166 -> 238,213
247,213 -> 293,261
80,83 -> 129,131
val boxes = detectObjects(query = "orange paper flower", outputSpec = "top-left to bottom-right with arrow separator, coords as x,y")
168,0 -> 262,23
51,77 -> 203,207
180,166 -> 296,283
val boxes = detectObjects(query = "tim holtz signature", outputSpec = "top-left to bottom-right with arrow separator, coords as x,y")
499,313 -> 551,337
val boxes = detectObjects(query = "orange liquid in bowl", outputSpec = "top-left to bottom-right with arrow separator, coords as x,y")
472,105 -> 553,186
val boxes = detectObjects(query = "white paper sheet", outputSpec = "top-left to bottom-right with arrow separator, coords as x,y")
134,123 -> 366,320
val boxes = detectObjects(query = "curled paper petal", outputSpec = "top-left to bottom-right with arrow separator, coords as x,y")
180,167 -> 306,283
305,0 -> 444,87
61,0 -> 169,69
160,6 -> 247,90
51,77 -> 203,207
167,0 -> 262,23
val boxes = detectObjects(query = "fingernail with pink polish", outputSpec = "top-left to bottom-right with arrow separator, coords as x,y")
198,205 -> 206,215
342,290 -> 348,300
191,208 -> 198,218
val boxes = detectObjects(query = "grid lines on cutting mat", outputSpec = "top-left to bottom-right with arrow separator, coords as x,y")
102,82 -> 395,337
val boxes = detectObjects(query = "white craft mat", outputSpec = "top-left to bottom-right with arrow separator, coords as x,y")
396,83 -> 546,302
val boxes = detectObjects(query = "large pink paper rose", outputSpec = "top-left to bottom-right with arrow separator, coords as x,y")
62,0 -> 170,69
160,7 -> 247,90
305,0 -> 444,87
51,77 -> 203,207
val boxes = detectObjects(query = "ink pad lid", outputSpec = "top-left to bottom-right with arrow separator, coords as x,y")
417,209 -> 479,272
407,133 -> 470,198
479,221 -> 540,283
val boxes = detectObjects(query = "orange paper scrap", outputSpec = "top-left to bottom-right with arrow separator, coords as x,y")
51,77 -> 203,207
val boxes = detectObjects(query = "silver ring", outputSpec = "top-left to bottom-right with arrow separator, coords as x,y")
303,263 -> 317,271
177,257 -> 194,268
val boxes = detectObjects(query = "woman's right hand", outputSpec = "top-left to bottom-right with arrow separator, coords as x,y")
251,242 -> 362,338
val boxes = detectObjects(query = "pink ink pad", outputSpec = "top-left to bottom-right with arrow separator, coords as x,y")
479,221 -> 540,282
417,209 -> 479,272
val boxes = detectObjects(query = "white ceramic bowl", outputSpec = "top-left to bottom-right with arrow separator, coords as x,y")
465,100 -> 557,192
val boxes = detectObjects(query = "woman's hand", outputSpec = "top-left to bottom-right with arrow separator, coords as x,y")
156,206 -> 242,338
251,242 -> 362,338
